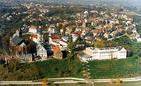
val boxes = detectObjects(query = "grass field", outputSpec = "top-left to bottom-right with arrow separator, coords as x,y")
88,57 -> 141,79
30,56 -> 141,79
32,58 -> 83,78
134,15 -> 141,35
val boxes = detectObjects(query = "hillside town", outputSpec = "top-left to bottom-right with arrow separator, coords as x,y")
1,1 -> 141,84
3,3 -> 139,63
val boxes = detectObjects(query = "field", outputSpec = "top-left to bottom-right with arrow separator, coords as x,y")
32,58 -> 83,78
134,15 -> 141,35
88,57 -> 141,79
31,56 -> 141,79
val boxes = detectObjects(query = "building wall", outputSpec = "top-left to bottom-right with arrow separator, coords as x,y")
118,50 -> 127,59
37,44 -> 47,60
52,46 -> 63,59
84,47 -> 127,60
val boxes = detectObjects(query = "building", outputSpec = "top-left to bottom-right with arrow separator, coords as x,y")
79,47 -> 127,62
52,45 -> 63,59
10,25 -> 48,62
36,44 -> 47,61
28,25 -> 38,34
10,36 -> 27,56
48,25 -> 59,34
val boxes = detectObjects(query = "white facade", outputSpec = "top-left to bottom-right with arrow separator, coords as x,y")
48,25 -> 57,34
80,47 -> 127,62
71,34 -> 78,42
37,44 -> 47,60
28,26 -> 37,33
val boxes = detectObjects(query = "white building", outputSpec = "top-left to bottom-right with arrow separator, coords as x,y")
79,47 -> 127,62
48,25 -> 58,34
28,25 -> 37,33
36,44 -> 47,61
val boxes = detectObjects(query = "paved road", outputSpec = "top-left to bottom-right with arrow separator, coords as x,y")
0,81 -> 42,85
1,77 -> 141,85
0,80 -> 91,85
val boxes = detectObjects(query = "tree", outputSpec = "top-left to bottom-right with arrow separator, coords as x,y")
94,39 -> 105,48
67,36 -> 75,54
57,23 -> 63,30
114,36 -> 133,46
43,33 -> 49,42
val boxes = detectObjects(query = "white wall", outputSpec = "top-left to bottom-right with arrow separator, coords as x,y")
83,47 -> 127,61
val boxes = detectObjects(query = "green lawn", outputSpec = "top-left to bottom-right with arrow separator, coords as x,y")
134,15 -> 141,35
31,58 -> 83,78
2,51 -> 141,80
31,56 -> 141,79
131,42 -> 141,57
88,57 -> 141,79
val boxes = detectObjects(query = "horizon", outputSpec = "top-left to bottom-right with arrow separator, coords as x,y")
0,0 -> 141,7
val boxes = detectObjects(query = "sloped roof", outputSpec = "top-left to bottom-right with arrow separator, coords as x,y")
12,36 -> 24,45
51,34 -> 61,40
52,45 -> 61,54
71,31 -> 82,36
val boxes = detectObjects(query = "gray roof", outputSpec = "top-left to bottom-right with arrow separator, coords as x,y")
12,36 -> 24,45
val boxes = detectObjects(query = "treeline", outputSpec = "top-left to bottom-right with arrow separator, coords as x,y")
0,61 -> 42,80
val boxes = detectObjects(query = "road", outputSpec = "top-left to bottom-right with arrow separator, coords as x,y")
1,77 -> 141,85
0,81 -> 41,85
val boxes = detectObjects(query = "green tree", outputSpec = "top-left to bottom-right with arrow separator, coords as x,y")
67,36 -> 75,54
43,33 -> 49,42
94,39 -> 105,48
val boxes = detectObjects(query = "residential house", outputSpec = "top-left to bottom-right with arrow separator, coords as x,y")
49,34 -> 61,44
65,26 -> 73,35
48,25 -> 59,34
59,39 -> 68,51
52,45 -> 63,59
36,43 -> 47,60
71,31 -> 82,42
28,25 -> 41,42
28,25 -> 38,34
10,36 -> 27,56
75,37 -> 85,50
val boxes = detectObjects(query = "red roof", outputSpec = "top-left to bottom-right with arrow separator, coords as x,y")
51,35 -> 61,40
71,31 -> 82,36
